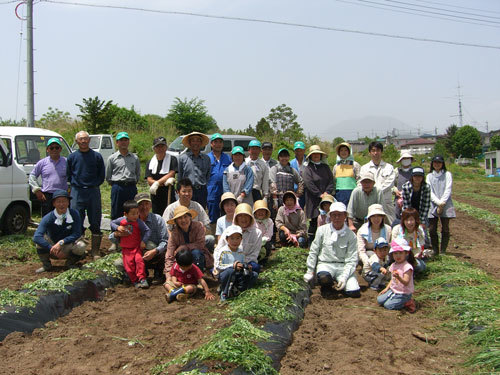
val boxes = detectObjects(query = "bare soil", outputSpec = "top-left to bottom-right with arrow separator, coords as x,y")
454,195 -> 500,216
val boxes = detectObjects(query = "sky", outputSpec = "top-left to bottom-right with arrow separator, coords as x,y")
1,0 -> 499,140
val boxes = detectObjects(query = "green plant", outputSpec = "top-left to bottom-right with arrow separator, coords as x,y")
453,200 -> 500,232
22,268 -> 98,294
83,252 -> 123,279
0,289 -> 38,313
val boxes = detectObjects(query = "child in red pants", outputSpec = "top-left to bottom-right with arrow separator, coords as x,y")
111,200 -> 151,288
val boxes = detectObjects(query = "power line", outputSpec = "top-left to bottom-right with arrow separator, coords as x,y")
40,0 -> 500,50
0,0 -> 18,4
335,0 -> 500,28
412,0 -> 500,15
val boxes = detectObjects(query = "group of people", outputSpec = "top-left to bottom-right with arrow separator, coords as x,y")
31,131 -> 455,310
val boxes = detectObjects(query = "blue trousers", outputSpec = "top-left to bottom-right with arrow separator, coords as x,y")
191,249 -> 206,271
192,185 -> 208,210
71,186 -> 102,234
247,260 -> 261,274
111,184 -> 137,220
335,190 -> 353,208
377,289 -> 412,310
218,267 -> 258,298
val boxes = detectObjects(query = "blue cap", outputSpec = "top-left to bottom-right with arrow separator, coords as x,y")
248,140 -> 262,148
116,132 -> 130,140
374,237 -> 389,249
210,133 -> 223,141
52,189 -> 71,200
232,146 -> 245,155
293,141 -> 305,150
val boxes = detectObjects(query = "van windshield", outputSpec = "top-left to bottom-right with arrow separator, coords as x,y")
168,136 -> 186,152
15,135 -> 71,165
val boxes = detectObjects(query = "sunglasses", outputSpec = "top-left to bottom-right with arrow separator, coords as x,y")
49,146 -> 61,150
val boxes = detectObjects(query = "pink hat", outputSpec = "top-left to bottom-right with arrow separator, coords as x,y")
389,238 -> 411,253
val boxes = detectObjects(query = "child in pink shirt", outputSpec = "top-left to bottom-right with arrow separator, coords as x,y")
377,238 -> 416,311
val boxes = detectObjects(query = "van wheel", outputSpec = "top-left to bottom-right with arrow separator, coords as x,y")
3,204 -> 29,234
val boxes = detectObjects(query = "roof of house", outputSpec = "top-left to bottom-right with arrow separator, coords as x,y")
400,138 -> 436,147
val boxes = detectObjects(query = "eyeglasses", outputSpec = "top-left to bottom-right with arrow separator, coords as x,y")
49,146 -> 61,150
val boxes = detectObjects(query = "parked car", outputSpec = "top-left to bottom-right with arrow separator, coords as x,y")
0,138 -> 30,234
72,134 -> 115,163
167,134 -> 257,157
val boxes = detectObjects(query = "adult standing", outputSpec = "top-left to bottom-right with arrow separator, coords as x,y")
29,138 -> 68,217
261,142 -> 277,169
426,156 -> 455,255
111,193 -> 169,284
347,171 -> 384,232
290,141 -> 307,208
67,130 -> 105,259
401,166 -> 431,226
33,190 -> 86,273
332,142 -> 360,207
246,139 -> 270,204
207,133 -> 231,231
302,145 -> 335,243
360,141 -> 397,224
106,132 -> 141,220
177,132 -> 211,209
304,202 -> 361,298
145,136 -> 177,216
393,151 -> 414,223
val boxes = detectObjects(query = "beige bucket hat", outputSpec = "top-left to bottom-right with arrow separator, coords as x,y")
167,205 -> 198,225
253,200 -> 270,219
219,192 -> 238,209
366,203 -> 386,219
233,203 -> 255,226
397,151 -> 414,163
306,144 -> 327,160
335,142 -> 352,156
318,194 -> 335,209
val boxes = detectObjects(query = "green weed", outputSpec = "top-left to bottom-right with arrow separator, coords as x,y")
83,252 -> 122,279
22,268 -> 98,294
0,232 -> 37,264
455,192 -> 500,210
0,289 -> 38,313
453,200 -> 500,231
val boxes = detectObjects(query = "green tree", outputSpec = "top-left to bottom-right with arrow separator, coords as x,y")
0,118 -> 26,127
333,137 -> 345,147
489,135 -> 500,151
76,96 -> 114,134
444,124 -> 458,156
451,125 -> 482,158
266,104 -> 304,144
381,143 -> 400,165
166,97 -> 217,134
431,138 -> 449,159
37,107 -> 72,129
110,105 -> 147,131
255,118 -> 273,138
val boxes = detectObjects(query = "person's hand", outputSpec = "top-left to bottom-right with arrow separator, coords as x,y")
205,291 -> 215,301
117,225 -> 130,235
303,272 -> 314,283
165,177 -> 176,186
378,287 -> 389,296
289,234 -> 299,246
236,194 -> 244,204
149,181 -> 160,195
234,261 -> 243,270
247,263 -> 252,271
392,270 -> 402,281
380,267 -> 387,275
50,242 -> 64,259
143,249 -> 157,261
174,281 -> 182,287
140,241 -> 146,250
35,190 -> 46,202
394,190 -> 402,199
335,278 -> 346,291
349,225 -> 357,233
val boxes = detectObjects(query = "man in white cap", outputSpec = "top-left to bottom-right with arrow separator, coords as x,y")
178,132 -> 211,209
360,141 -> 396,224
347,171 -> 384,232
304,202 -> 360,298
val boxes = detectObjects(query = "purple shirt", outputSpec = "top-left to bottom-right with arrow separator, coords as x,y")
29,156 -> 67,193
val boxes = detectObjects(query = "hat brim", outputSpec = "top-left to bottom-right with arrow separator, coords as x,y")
167,209 -> 198,225
306,150 -> 327,159
182,133 -> 210,148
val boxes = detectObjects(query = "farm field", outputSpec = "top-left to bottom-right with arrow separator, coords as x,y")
0,167 -> 499,374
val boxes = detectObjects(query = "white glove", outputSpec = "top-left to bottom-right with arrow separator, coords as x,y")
303,272 -> 314,283
335,278 -> 346,291
149,181 -> 160,195
164,177 -> 176,186
236,194 -> 244,204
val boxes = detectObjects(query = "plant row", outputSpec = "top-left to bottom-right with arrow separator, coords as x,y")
453,200 -> 500,232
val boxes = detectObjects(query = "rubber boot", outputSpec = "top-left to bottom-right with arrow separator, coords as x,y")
65,252 -> 84,268
165,287 -> 186,303
91,234 -> 102,260
441,232 -> 450,254
35,253 -> 53,273
430,233 -> 440,256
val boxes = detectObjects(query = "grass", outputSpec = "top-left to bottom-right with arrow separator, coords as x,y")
453,200 -> 500,232
0,231 -> 37,265
416,256 -> 500,372
454,192 -> 500,211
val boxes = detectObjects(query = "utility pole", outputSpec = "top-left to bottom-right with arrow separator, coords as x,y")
26,0 -> 35,127
457,82 -> 463,127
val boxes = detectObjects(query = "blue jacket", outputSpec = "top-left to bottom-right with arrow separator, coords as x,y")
207,152 -> 231,201
33,208 -> 82,251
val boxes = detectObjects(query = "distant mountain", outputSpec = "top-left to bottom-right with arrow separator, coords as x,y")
313,116 -> 411,141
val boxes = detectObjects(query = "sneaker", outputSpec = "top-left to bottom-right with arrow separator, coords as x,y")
134,282 -> 140,288
220,294 -> 227,302
138,279 -> 149,289
404,298 -> 417,313
370,285 -> 381,291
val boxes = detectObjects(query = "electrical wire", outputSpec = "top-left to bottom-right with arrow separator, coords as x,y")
0,0 -> 18,4
39,0 -> 500,50
336,0 -> 500,28
411,0 -> 500,15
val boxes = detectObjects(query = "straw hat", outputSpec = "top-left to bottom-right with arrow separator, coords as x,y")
167,205 -> 198,225
366,204 -> 386,219
219,192 -> 238,209
306,144 -> 327,159
335,142 -> 352,156
233,203 -> 255,226
253,200 -> 270,219
397,151 -> 414,163
182,132 -> 209,148
318,194 -> 335,209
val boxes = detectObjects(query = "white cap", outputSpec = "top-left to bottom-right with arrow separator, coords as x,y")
329,202 -> 347,213
360,171 -> 375,182
225,225 -> 243,237
397,151 -> 414,163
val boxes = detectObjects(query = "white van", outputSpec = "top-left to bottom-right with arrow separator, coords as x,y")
0,138 -> 31,234
0,127 -> 72,175
167,134 -> 257,158
72,134 -> 115,163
